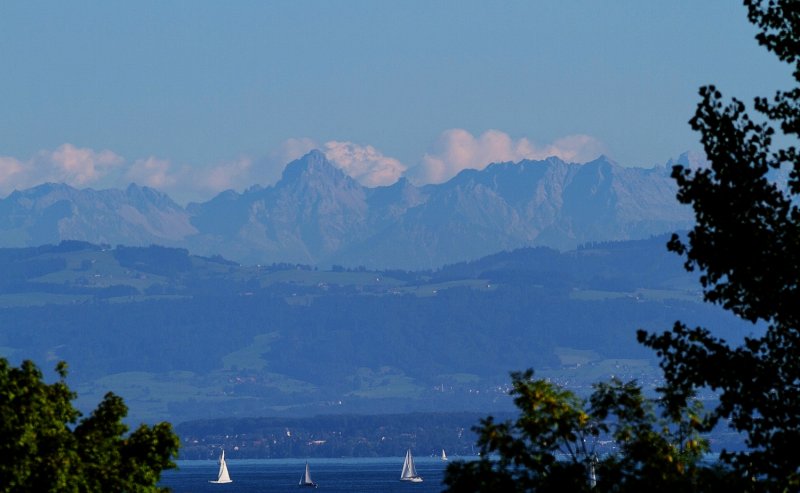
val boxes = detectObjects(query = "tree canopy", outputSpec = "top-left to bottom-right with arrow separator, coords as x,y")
443,370 -> 722,493
0,358 -> 179,493
446,1 -> 800,491
639,0 -> 800,488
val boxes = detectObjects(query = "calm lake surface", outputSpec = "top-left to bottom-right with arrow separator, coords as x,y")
160,457 -> 460,493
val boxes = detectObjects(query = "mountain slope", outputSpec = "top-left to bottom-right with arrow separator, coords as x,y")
0,151 -> 693,268
188,150 -> 369,264
0,183 -> 194,247
0,237 -> 747,424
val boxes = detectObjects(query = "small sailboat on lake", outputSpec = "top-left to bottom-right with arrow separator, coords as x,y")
299,461 -> 318,488
441,449 -> 448,461
209,449 -> 233,484
400,449 -> 423,483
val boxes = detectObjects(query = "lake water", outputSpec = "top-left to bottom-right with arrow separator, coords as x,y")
160,457 -> 458,493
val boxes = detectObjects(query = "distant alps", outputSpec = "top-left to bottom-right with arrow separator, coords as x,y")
0,151 -> 694,269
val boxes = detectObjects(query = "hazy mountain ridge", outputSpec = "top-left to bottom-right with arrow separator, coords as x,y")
0,151 -> 694,268
0,182 -> 195,248
0,237 -> 749,424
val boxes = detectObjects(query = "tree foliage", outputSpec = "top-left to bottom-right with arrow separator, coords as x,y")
638,1 -> 800,489
0,358 -> 179,493
444,370 -> 721,493
447,1 -> 800,491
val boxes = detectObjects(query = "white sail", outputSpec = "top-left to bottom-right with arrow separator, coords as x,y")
299,461 -> 317,487
400,449 -> 423,482
441,449 -> 448,461
209,449 -> 233,484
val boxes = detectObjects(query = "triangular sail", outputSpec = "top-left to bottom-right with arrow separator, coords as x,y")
400,449 -> 419,479
441,449 -> 447,461
299,462 -> 315,486
210,449 -> 233,484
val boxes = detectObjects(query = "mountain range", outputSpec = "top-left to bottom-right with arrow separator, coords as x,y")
0,151 -> 694,269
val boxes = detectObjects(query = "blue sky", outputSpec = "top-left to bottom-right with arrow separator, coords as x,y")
0,1 -> 793,203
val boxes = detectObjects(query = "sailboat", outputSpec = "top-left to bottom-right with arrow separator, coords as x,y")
209,449 -> 233,484
441,449 -> 448,461
400,449 -> 423,483
299,461 -> 318,488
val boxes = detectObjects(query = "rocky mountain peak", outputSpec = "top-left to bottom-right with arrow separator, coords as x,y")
0,153 -> 695,269
278,150 -> 354,189
124,183 -> 183,210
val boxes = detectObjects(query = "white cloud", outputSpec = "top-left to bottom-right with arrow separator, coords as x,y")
126,157 -> 182,189
46,144 -> 123,185
0,131 -> 606,201
196,157 -> 253,192
258,138 -> 406,188
406,129 -> 607,184
197,138 -> 407,194
322,141 -> 406,187
0,144 -> 124,196
127,155 -> 259,202
0,157 -> 24,193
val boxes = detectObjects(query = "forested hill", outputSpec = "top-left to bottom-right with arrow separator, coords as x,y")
0,235 -> 684,301
0,236 -> 749,424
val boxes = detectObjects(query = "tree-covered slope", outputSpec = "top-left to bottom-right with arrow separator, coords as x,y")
0,237 -> 750,423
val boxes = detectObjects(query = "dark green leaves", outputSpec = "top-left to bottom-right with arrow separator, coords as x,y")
640,1 -> 800,489
444,371 -> 712,493
0,358 -> 179,493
